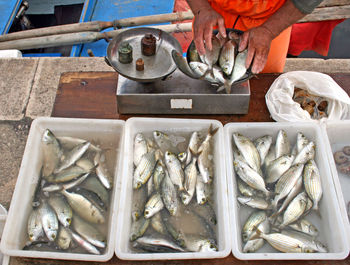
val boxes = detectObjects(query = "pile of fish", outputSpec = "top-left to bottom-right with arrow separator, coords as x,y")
232,130 -> 328,253
333,145 -> 350,176
188,32 -> 249,94
130,125 -> 219,253
25,129 -> 113,255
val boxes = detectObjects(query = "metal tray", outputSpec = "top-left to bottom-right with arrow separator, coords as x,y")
106,27 -> 182,82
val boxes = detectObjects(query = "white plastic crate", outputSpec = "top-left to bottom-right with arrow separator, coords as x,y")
0,117 -> 125,261
322,120 -> 350,242
115,117 -> 231,260
224,122 -> 349,260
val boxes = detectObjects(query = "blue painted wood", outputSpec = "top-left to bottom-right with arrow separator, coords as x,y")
0,0 -> 22,35
71,0 -> 175,57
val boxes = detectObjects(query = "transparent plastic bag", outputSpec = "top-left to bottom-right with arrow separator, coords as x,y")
265,71 -> 350,122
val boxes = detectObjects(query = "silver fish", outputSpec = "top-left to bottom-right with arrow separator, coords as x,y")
252,230 -> 315,253
71,230 -> 100,255
254,135 -> 273,165
39,201 -> 59,241
165,151 -> 184,191
151,212 -> 167,235
265,154 -> 294,184
55,141 -> 90,173
94,151 -> 113,190
237,178 -> 256,197
183,234 -> 218,252
42,129 -> 62,177
134,133 -> 148,167
80,175 -> 109,205
242,211 -> 267,242
161,171 -> 179,216
134,236 -> 185,252
181,157 -> 198,205
153,131 -> 183,154
271,163 -> 304,210
130,216 -> 150,241
237,196 -> 270,210
76,157 -> 95,171
196,173 -> 210,204
200,36 -> 221,70
27,208 -> 44,242
275,130 -> 291,159
133,151 -> 156,189
271,177 -> 303,219
192,201 -> 217,226
243,219 -> 270,253
147,174 -> 154,196
198,125 -> 218,183
281,230 -> 327,253
61,190 -> 105,224
57,227 -> 72,250
234,160 -> 270,196
43,172 -> 90,192
263,147 -> 276,169
171,50 -> 201,79
144,193 -> 164,219
57,136 -> 101,153
288,218 -> 319,237
296,132 -> 310,154
153,162 -> 165,191
212,65 -> 226,84
188,43 -> 201,62
303,159 -> 323,212
233,132 -> 261,175
219,40 -> 236,76
189,61 -> 209,77
292,141 -> 316,165
232,144 -> 246,164
48,195 -> 72,227
222,49 -> 248,94
72,215 -> 106,248
279,192 -> 308,229
45,165 -> 88,183
131,185 -> 147,221
185,131 -> 201,166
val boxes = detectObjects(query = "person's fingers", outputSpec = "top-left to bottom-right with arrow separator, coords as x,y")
245,45 -> 255,70
251,48 -> 269,74
203,23 -> 214,51
217,17 -> 226,38
194,25 -> 205,55
239,31 -> 249,52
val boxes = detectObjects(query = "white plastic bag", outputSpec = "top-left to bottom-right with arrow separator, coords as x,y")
265,71 -> 350,122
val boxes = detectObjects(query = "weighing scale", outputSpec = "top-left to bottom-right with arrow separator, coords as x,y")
106,27 -> 251,115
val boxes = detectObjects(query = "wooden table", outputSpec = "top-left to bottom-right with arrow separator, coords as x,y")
11,71 -> 350,265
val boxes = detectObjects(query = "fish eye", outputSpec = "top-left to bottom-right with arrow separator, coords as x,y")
29,233 -> 34,239
67,218 -> 71,224
156,131 -> 160,136
51,234 -> 56,239
144,210 -> 149,216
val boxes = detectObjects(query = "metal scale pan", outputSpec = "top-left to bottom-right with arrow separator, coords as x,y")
106,27 -> 182,83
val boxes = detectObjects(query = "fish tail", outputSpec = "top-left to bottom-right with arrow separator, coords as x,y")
249,228 -> 263,240
216,85 -> 225,93
208,124 -> 219,137
313,204 -> 322,218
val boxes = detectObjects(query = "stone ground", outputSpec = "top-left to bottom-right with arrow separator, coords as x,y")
0,57 -> 349,264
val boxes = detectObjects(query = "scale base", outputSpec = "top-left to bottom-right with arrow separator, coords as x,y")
116,70 -> 250,114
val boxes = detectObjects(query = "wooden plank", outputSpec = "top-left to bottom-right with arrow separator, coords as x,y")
299,5 -> 350,22
318,0 -> 350,7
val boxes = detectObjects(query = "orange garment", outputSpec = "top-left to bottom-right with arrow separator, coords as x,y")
209,0 -> 291,73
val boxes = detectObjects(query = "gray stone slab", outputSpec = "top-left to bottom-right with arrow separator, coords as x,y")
285,58 -> 350,73
0,119 -> 31,210
26,57 -> 115,119
0,58 -> 39,121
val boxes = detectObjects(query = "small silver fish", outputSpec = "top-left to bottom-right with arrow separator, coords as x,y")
133,151 -> 156,189
151,213 -> 167,235
263,147 -> 276,169
45,165 -> 88,183
212,65 -> 226,84
61,190 -> 105,224
219,40 -> 236,76
72,215 -> 106,248
288,218 -> 319,237
294,132 -> 310,155
200,36 -> 221,70
71,230 -> 100,255
153,162 -> 165,191
39,201 -> 59,241
303,159 -> 323,212
237,178 -> 256,197
134,236 -> 185,252
181,156 -> 198,205
131,185 -> 147,221
189,61 -> 209,77
165,151 -> 184,191
185,131 -> 201,166
130,216 -> 150,241
27,208 -> 44,242
237,196 -> 270,210
134,133 -> 148,167
292,141 -> 316,165
265,154 -> 294,184
57,227 -> 72,250
281,230 -> 327,253
76,158 -> 95,172
57,136 -> 101,153
144,193 -> 164,219
161,171 -> 179,216
196,173 -> 211,205
243,219 -> 270,253
94,151 -> 113,190
183,234 -> 218,252
42,129 -> 62,177
279,192 -> 308,229
275,130 -> 291,159
80,175 -> 109,205
54,141 -> 90,173
48,195 -> 72,227
254,135 -> 273,165
242,211 -> 267,242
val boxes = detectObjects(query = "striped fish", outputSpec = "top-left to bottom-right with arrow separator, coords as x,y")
279,192 -> 308,229
303,160 -> 323,212
133,151 -> 156,189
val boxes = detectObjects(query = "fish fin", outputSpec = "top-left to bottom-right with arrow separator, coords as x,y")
313,205 -> 322,218
189,147 -> 202,157
216,85 -> 225,93
249,228 -> 262,240
224,81 -> 232,94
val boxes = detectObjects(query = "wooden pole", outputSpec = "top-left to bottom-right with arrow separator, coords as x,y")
0,22 -> 193,51
0,11 -> 194,43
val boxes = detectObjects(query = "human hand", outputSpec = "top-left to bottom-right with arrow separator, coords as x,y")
238,25 -> 275,74
192,7 -> 226,55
